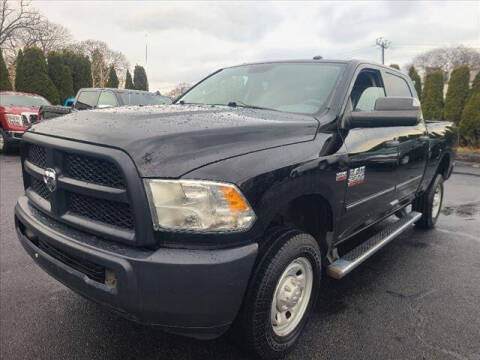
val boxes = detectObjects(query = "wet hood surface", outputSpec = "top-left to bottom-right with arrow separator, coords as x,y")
29,104 -> 318,177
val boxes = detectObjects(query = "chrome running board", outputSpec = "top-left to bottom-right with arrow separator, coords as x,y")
327,211 -> 422,279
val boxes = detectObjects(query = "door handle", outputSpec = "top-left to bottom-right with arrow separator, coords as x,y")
419,135 -> 430,141
384,140 -> 400,148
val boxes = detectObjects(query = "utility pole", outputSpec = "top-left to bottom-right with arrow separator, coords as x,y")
145,33 -> 148,67
376,37 -> 391,65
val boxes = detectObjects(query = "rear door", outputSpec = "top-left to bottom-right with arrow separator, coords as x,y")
382,71 -> 428,202
97,90 -> 119,108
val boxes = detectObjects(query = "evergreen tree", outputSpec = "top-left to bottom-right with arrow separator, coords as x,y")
133,65 -> 148,91
17,47 -> 59,104
105,65 -> 119,88
48,52 -> 74,104
62,51 -> 92,93
444,65 -> 470,123
422,70 -> 444,120
389,64 -> 400,70
459,92 -> 480,147
470,70 -> 480,96
125,70 -> 134,89
14,50 -> 25,91
91,48 -> 106,87
408,65 -> 422,99
0,49 -> 12,91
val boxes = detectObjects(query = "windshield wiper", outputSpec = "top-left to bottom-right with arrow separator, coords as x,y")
225,101 -> 278,112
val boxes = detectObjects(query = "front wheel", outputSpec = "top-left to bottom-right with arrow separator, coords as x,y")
413,173 -> 444,228
235,230 -> 322,359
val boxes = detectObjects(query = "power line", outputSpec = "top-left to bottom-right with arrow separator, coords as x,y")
376,37 -> 391,64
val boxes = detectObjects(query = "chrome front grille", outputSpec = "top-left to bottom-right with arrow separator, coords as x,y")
21,112 -> 39,127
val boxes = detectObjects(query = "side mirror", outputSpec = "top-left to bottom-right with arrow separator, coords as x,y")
348,97 -> 421,128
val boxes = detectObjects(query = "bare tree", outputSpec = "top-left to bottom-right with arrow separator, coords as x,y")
68,39 -> 129,86
413,45 -> 480,77
22,19 -> 72,53
166,83 -> 192,100
0,0 -> 41,62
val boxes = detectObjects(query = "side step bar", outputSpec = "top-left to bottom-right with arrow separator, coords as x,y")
327,211 -> 422,279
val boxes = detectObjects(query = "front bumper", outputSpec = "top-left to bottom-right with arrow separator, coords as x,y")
4,130 -> 24,145
15,196 -> 258,339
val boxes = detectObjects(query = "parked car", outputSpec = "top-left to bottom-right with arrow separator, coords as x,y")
0,91 -> 50,153
39,88 -> 172,119
15,59 -> 454,359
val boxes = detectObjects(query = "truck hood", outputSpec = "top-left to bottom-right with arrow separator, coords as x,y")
28,104 -> 318,177
1,105 -> 40,114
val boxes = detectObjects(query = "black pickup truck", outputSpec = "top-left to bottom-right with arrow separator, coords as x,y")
14,59 -> 454,359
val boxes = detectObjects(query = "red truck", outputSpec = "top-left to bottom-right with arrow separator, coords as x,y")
0,91 -> 50,153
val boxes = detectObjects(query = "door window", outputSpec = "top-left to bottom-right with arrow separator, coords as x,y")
351,70 -> 385,112
75,91 -> 99,110
383,73 -> 412,97
98,91 -> 118,107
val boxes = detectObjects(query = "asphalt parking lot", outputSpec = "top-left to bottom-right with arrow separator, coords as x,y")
1,154 -> 479,360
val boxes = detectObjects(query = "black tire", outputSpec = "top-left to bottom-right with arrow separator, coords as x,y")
413,173 -> 444,229
0,129 -> 11,154
235,229 -> 322,359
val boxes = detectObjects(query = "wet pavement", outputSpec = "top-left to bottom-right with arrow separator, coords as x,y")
1,154 -> 479,360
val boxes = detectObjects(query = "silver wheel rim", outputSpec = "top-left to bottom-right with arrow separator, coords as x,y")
270,257 -> 313,337
0,133 -> 4,151
432,183 -> 442,218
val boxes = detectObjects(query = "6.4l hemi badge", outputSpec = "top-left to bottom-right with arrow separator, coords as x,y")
348,166 -> 365,187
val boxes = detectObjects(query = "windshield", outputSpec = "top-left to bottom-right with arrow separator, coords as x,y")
179,63 -> 344,114
0,94 -> 50,107
119,93 -> 172,106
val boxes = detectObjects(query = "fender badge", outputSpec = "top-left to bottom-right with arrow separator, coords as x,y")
348,166 -> 366,187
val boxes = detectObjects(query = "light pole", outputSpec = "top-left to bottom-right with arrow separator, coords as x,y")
376,37 -> 391,65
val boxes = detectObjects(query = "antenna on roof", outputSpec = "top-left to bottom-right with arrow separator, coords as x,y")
313,55 -> 323,60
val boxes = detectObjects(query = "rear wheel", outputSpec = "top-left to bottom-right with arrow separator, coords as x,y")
235,230 -> 322,359
413,173 -> 444,229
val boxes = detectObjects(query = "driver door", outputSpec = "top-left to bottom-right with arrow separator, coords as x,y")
337,67 -> 400,241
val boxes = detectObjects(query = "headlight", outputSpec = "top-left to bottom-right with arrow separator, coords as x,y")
5,114 -> 23,127
144,179 -> 256,232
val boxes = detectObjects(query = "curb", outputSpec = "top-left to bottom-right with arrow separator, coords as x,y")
456,152 -> 480,164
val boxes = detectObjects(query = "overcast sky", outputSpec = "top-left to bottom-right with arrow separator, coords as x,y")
34,0 -> 479,93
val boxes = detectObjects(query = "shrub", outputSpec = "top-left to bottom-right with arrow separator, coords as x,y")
470,70 -> 480,96
48,52 -> 74,104
444,66 -> 470,123
133,65 -> 148,91
408,65 -> 422,99
105,65 -> 119,88
125,70 -> 134,89
422,70 -> 444,120
14,50 -> 25,91
16,47 -> 59,104
389,64 -> 400,70
459,93 -> 480,147
62,51 -> 92,94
